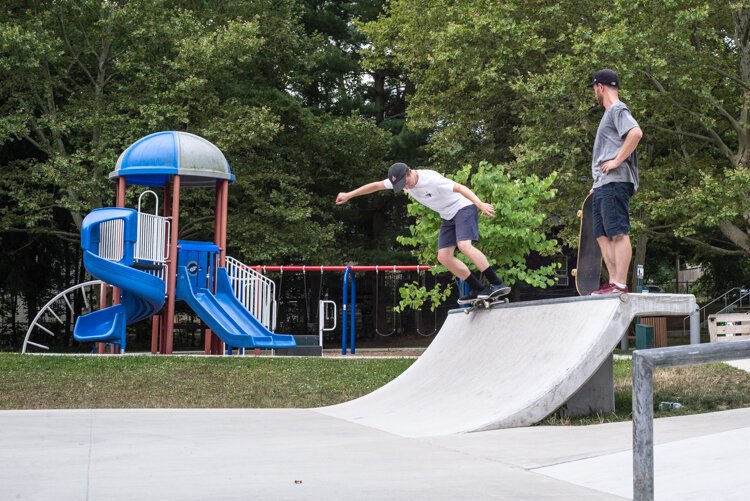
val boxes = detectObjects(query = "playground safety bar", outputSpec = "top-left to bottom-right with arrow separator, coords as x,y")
98,219 -> 125,262
632,340 -> 750,501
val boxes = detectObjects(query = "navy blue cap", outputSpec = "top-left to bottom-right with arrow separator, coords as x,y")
590,69 -> 620,87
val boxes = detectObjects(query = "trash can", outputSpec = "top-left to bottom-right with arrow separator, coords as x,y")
635,323 -> 655,350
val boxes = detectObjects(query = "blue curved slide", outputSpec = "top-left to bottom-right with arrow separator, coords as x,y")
74,208 -> 165,351
176,267 -> 296,349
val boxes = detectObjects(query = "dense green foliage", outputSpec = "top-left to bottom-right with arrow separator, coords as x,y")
364,0 -> 750,289
4,1 -> 750,346
0,0 -> 405,347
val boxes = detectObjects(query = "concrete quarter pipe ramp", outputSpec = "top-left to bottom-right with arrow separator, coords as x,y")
317,294 -> 697,438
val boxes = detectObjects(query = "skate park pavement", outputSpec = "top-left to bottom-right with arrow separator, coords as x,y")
1,407 -> 749,500
3,294 -> 749,499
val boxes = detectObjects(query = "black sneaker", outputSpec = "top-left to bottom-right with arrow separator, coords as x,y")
477,283 -> 511,300
457,289 -> 479,305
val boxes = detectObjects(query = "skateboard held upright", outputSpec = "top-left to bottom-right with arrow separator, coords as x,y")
572,193 -> 602,295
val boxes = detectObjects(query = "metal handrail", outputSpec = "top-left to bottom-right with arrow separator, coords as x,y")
632,340 -> 750,500
715,290 -> 750,314
682,287 -> 747,335
225,256 -> 277,331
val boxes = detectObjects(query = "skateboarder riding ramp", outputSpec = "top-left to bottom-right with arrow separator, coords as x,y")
317,294 -> 696,438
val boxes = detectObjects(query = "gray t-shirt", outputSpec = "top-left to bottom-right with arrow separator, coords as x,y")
591,101 -> 640,191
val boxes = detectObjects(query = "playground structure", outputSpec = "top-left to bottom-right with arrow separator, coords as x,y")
24,131 -> 298,354
22,131 -> 441,355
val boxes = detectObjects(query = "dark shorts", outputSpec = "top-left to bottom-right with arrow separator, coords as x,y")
438,205 -> 479,249
592,182 -> 634,238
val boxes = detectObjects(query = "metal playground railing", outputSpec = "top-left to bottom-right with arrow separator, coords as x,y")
225,256 -> 277,331
135,191 -> 170,281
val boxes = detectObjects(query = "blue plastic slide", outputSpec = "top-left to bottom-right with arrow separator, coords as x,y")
176,266 -> 296,349
74,208 -> 165,351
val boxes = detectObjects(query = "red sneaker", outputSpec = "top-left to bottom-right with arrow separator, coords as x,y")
590,283 -> 613,295
591,283 -> 628,295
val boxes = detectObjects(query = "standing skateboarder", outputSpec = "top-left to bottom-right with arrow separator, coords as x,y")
588,69 -> 643,294
335,162 -> 509,303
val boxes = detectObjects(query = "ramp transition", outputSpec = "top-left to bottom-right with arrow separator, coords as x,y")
317,294 -> 696,437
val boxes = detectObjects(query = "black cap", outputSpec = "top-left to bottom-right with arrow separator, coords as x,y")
589,68 -> 620,87
388,162 -> 409,192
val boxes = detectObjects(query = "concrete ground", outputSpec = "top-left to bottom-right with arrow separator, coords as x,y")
1,406 -> 749,500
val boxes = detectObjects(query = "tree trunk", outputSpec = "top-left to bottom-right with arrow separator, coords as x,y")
719,219 -> 750,254
374,70 -> 386,124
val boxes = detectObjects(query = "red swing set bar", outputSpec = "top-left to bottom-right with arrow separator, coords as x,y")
245,264 -> 436,355
247,265 -> 434,273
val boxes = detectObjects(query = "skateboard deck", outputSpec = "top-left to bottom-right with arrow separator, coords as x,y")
462,296 -> 509,314
572,193 -> 603,295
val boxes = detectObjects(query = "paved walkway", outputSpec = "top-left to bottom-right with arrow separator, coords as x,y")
2,407 -> 749,500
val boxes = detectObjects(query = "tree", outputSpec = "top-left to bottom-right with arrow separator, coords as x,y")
0,0 -> 396,347
364,0 -> 750,294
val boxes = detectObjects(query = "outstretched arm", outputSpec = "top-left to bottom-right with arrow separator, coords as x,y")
454,183 -> 494,217
336,181 -> 387,204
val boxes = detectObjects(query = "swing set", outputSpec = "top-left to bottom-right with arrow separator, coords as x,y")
249,265 -> 439,354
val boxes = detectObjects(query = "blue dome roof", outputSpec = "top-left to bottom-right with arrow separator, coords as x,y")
109,131 -> 235,187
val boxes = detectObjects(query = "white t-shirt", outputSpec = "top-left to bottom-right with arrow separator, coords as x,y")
383,169 -> 473,220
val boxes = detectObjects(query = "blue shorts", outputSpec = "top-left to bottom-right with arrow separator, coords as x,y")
438,205 -> 479,249
592,182 -> 634,238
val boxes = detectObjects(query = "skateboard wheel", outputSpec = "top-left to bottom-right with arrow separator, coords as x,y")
619,292 -> 629,303
571,268 -> 578,277
577,210 -> 583,217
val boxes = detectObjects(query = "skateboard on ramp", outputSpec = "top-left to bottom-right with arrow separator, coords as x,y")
572,193 -> 603,296
460,287 -> 511,314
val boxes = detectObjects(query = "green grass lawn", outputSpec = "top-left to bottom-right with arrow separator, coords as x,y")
2,354 -> 749,426
540,359 -> 750,425
0,354 -> 414,409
